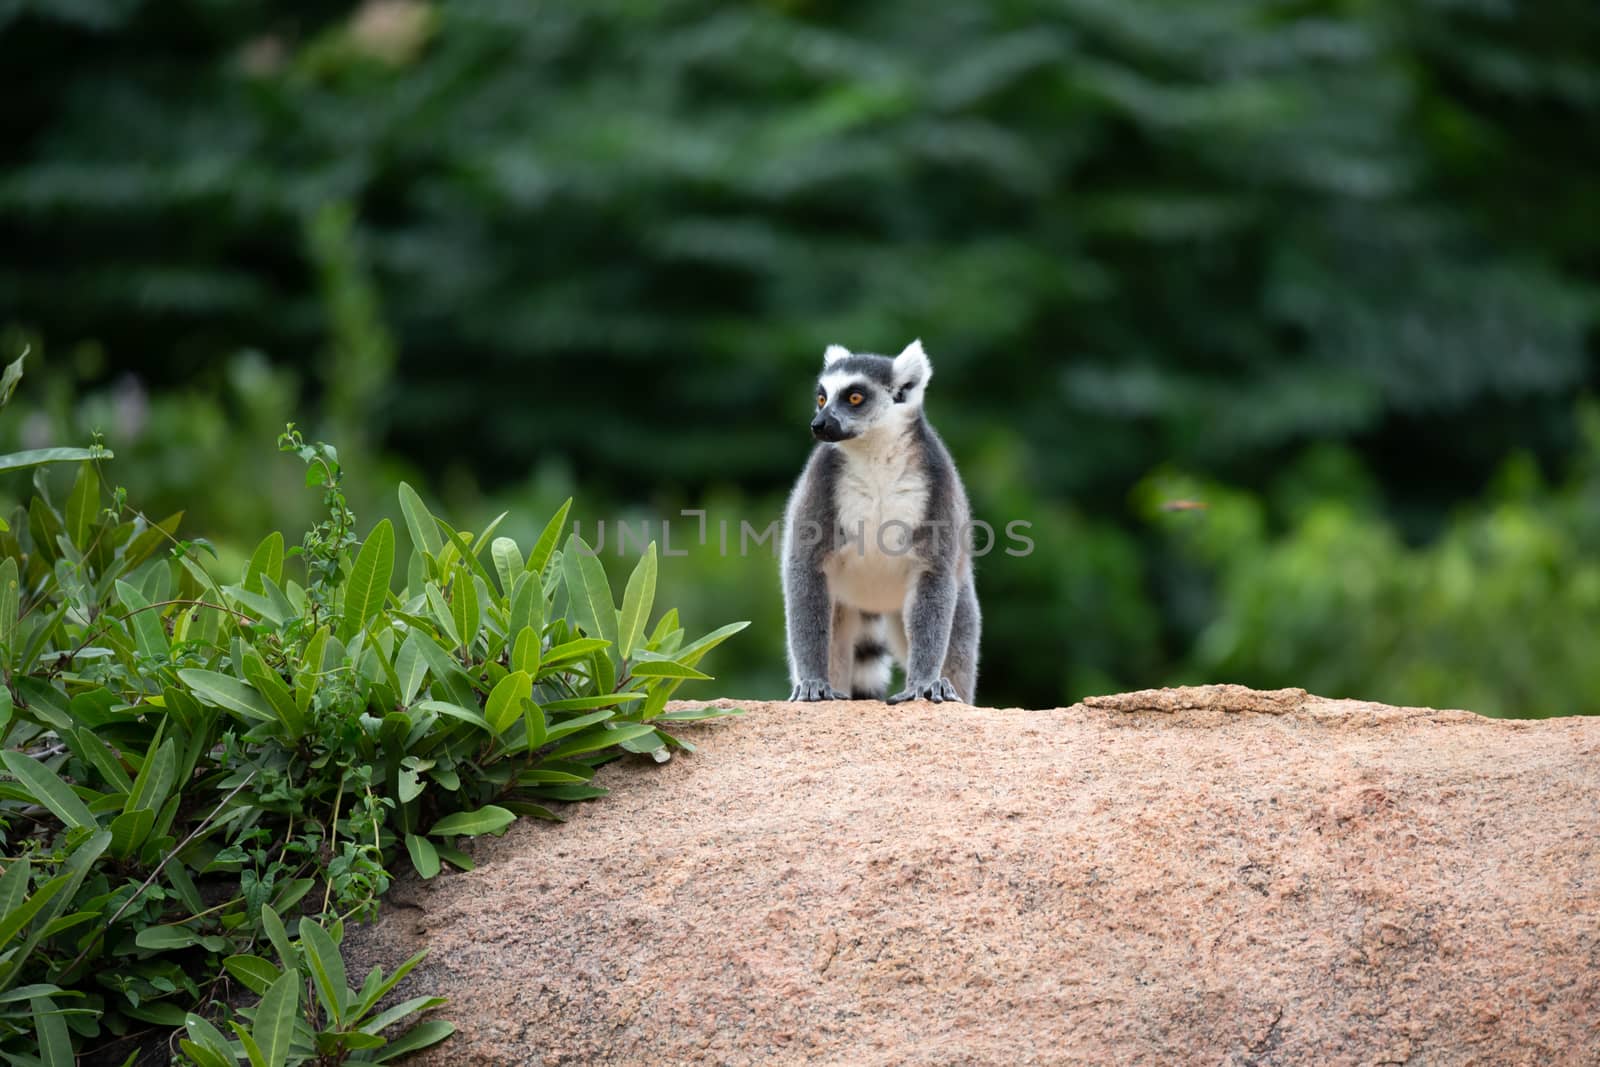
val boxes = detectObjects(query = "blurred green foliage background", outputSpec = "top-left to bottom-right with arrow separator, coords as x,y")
3,0 -> 1598,715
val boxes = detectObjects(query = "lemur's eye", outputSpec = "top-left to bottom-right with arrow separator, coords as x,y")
816,394 -> 826,408
848,392 -> 864,406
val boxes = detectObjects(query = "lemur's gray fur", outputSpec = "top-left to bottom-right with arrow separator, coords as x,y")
781,340 -> 981,704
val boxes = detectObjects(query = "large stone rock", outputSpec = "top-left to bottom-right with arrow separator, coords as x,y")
351,687 -> 1600,1065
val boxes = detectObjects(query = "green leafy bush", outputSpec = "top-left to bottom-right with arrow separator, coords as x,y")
1137,419 -> 1600,718
0,412 -> 746,1061
179,904 -> 448,1067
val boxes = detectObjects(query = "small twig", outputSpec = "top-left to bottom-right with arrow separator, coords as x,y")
65,770 -> 258,975
321,769 -> 347,916
155,894 -> 244,929
276,811 -> 296,867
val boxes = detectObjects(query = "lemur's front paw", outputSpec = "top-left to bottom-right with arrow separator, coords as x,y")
887,677 -> 961,705
789,679 -> 849,702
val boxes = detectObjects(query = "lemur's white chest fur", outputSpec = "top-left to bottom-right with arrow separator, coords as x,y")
823,422 -> 928,615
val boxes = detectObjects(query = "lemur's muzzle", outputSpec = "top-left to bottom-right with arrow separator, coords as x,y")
811,411 -> 850,442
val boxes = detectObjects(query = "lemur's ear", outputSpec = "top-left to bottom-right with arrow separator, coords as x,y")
823,344 -> 851,366
892,339 -> 931,403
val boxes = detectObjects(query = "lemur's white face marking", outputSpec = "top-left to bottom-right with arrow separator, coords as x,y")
811,340 -> 931,444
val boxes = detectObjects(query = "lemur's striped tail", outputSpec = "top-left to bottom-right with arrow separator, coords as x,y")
851,612 -> 893,700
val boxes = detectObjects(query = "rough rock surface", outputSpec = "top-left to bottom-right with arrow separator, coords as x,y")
349,687 -> 1600,1065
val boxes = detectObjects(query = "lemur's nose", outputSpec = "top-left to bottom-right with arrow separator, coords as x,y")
811,411 -> 843,441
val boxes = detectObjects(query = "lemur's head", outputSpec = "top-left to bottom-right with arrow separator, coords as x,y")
810,339 -> 931,444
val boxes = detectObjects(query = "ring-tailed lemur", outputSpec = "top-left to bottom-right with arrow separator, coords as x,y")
781,340 -> 981,704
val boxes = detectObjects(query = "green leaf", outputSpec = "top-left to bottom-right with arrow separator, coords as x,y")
115,579 -> 169,661
406,548 -> 426,598
398,482 -> 444,559
185,1013 -> 238,1067
32,996 -> 73,1067
0,984 -> 73,1007
515,768 -> 590,785
507,570 -> 544,639
540,692 -> 645,713
397,766 -> 425,803
297,918 -> 348,1028
562,534 -> 618,660
136,924 -> 201,950
656,706 -> 745,722
409,634 -> 479,704
353,948 -> 430,1020
0,557 -> 19,666
539,708 -> 616,743
339,518 -> 395,644
527,782 -> 609,802
296,625 -> 331,713
0,447 -> 110,474
14,676 -> 72,731
0,750 -> 97,830
224,955 -> 282,997
0,856 -> 28,921
547,722 -> 659,760
436,518 -> 497,593
472,511 -> 510,558
395,630 -> 430,705
0,351 -> 24,409
165,857 -> 205,916
244,531 -> 285,594
27,496 -> 63,566
619,729 -> 668,754
510,626 -> 540,676
223,583 -> 288,627
629,659 -> 712,681
0,873 -> 66,948
180,1038 -> 236,1067
124,736 -> 176,817
410,699 -> 489,730
405,833 -> 441,879
178,669 -> 276,722
424,584 -> 461,648
376,1019 -> 456,1062
673,620 -> 752,667
522,699 -> 547,751
590,645 -> 616,693
617,542 -> 656,660
647,608 -> 680,648
484,670 -> 531,736
428,805 -> 515,838
433,842 -> 474,871
538,637 -> 611,670
108,808 -> 155,859
231,1020 -> 267,1067
64,462 -> 99,552
38,910 -> 97,939
259,904 -> 297,974
253,971 -> 300,1067
0,831 -> 108,971
526,499 -> 572,576
358,994 -> 447,1037
491,537 -> 524,597
242,657 -> 308,739
448,565 -> 480,654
